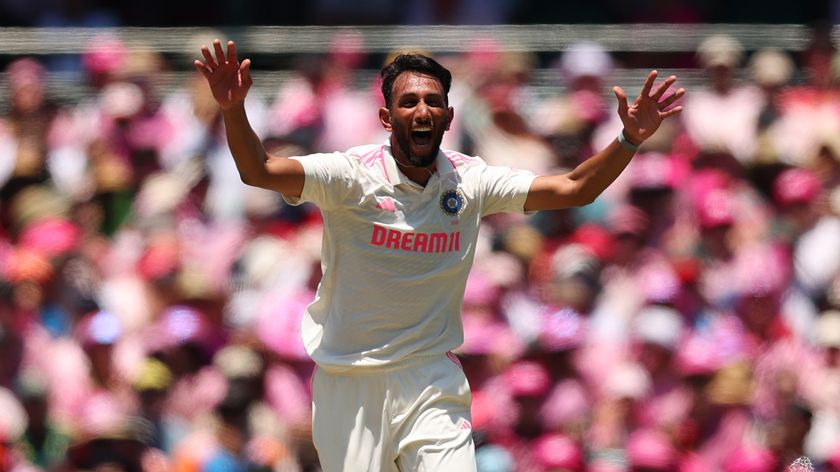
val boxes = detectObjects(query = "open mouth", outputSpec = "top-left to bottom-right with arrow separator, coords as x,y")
411,127 -> 433,146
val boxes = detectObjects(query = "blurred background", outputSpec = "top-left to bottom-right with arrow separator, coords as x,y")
2,1 -> 840,471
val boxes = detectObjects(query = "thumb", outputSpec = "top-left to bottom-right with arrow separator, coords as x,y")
613,86 -> 629,116
194,60 -> 211,80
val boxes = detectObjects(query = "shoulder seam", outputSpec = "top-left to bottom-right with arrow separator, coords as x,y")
444,150 -> 481,166
349,145 -> 383,168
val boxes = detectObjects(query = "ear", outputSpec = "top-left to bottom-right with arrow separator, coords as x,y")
379,107 -> 392,131
445,106 -> 454,131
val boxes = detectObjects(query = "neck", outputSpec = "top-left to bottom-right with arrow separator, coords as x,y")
390,139 -> 436,186
394,157 -> 436,185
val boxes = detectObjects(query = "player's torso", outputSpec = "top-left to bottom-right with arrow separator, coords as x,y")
302,148 -> 503,364
325,160 -> 481,278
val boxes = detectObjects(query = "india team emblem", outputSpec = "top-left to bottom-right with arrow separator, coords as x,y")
440,189 -> 466,216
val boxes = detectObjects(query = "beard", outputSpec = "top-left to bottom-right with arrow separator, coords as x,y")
398,140 -> 438,167
392,122 -> 444,168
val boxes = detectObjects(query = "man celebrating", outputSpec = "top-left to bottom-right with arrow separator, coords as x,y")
195,39 -> 683,471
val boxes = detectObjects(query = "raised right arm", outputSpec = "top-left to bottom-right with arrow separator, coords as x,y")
195,39 -> 304,198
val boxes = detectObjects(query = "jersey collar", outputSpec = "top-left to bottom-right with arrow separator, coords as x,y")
382,143 -> 455,187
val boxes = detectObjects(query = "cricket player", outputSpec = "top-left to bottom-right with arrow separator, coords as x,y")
195,39 -> 683,471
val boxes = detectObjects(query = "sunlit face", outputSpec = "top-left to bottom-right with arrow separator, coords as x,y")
380,71 -> 453,168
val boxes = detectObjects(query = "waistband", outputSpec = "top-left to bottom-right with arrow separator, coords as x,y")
315,350 -> 456,375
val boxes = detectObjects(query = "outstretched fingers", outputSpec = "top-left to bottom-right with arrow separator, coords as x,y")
201,45 -> 217,69
199,39 -> 244,72
194,60 -> 212,79
659,87 -> 686,110
239,59 -> 252,87
658,85 -> 685,119
660,105 -> 683,119
213,39 -> 227,64
613,86 -> 629,115
651,75 -> 678,100
227,40 -> 238,64
639,70 -> 658,99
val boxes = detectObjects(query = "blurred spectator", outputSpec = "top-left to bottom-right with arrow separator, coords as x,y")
0,58 -> 63,230
458,39 -> 554,174
188,343 -> 299,471
146,305 -> 226,425
749,48 -> 796,163
768,24 -> 840,167
810,135 -> 840,192
627,428 -> 676,471
697,361 -> 758,468
0,386 -> 30,470
532,432 -> 583,471
266,58 -> 324,152
767,402 -> 814,468
267,30 -> 383,157
587,203 -> 681,346
722,443 -> 778,472
64,415 -> 158,472
631,305 -> 690,429
682,34 -> 764,166
133,357 -> 175,452
626,151 -> 682,248
491,360 -> 553,470
316,30 -> 387,152
15,370 -> 70,468
533,41 -> 614,169
773,167 -> 840,302
802,310 -> 840,463
587,361 -> 651,464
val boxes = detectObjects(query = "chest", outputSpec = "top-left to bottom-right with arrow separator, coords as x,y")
359,173 -> 476,229
332,176 -> 479,259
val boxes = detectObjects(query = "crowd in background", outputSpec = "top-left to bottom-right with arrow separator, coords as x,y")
1,24 -> 840,472
0,0 -> 835,28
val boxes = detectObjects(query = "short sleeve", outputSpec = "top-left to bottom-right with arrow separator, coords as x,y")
479,165 -> 537,216
283,153 -> 355,210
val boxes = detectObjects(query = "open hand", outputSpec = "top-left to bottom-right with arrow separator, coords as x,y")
613,71 -> 685,145
194,39 -> 252,110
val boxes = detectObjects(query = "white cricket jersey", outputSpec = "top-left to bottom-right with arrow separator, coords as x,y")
284,143 -> 535,372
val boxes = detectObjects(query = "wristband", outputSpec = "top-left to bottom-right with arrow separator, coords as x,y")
618,129 -> 640,152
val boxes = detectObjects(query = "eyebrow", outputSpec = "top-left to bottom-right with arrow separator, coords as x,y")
396,91 -> 446,102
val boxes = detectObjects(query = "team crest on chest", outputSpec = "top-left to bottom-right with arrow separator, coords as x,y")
440,189 -> 466,216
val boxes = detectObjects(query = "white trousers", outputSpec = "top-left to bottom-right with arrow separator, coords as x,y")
312,353 -> 477,472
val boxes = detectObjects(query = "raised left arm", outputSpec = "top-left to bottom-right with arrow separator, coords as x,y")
524,70 -> 684,212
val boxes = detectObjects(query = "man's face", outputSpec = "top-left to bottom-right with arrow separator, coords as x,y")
381,71 -> 453,168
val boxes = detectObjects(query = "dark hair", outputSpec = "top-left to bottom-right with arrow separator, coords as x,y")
380,54 -> 452,108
